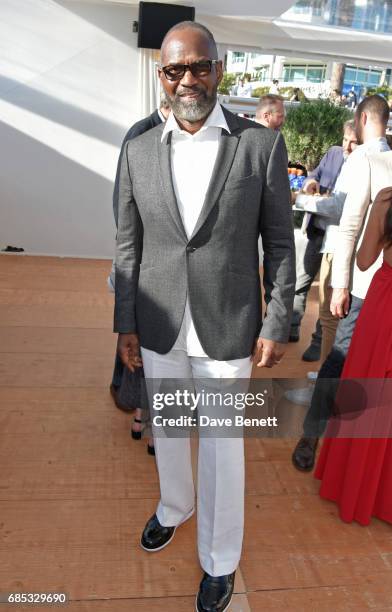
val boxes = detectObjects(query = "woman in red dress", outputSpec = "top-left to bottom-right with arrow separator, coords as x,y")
315,186 -> 392,526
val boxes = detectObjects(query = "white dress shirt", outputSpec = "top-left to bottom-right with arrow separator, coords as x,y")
157,108 -> 166,122
331,137 -> 390,298
161,102 -> 230,356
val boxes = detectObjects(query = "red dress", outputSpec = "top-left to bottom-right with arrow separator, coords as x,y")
315,260 -> 392,526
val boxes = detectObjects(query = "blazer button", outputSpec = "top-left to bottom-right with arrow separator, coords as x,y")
186,246 -> 197,253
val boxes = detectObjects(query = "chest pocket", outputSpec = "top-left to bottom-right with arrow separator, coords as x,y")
224,173 -> 259,191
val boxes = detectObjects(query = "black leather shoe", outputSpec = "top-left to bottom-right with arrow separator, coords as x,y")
140,514 -> 176,552
302,343 -> 321,362
292,437 -> 319,471
196,571 -> 235,612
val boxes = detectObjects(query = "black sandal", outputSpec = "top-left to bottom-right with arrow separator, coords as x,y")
131,418 -> 143,440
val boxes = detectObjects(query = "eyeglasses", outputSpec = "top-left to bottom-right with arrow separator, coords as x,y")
160,60 -> 219,81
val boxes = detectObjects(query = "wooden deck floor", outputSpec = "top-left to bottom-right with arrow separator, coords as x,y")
1,254 -> 392,611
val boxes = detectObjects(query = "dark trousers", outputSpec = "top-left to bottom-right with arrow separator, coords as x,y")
291,230 -> 323,344
303,295 -> 364,437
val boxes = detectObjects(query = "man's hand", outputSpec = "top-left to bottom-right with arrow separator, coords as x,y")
303,179 -> 319,195
252,337 -> 286,368
330,288 -> 350,318
117,333 -> 143,372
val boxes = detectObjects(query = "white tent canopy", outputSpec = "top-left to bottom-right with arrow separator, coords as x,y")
104,0 -> 295,20
110,0 -> 392,67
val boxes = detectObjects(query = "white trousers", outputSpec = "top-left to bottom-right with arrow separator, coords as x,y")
141,346 -> 252,577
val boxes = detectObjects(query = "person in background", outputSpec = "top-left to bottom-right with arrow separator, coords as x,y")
109,99 -> 170,455
347,86 -> 357,109
289,121 -> 358,362
290,87 -> 301,102
286,121 -> 357,407
291,94 -> 391,472
358,85 -> 368,104
237,75 -> 252,97
315,186 -> 392,526
330,89 -> 343,106
269,79 -> 280,95
111,100 -> 171,226
255,94 -> 285,131
229,79 -> 238,96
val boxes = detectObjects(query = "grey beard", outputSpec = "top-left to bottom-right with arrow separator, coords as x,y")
165,90 -> 217,123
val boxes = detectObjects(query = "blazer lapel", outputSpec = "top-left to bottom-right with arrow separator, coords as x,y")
190,126 -> 240,239
157,130 -> 188,242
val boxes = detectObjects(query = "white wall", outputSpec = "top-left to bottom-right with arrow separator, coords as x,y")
0,0 -> 140,258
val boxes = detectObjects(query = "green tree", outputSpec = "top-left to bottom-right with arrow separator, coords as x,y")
282,99 -> 352,170
218,72 -> 237,95
366,84 -> 392,98
251,86 -> 270,98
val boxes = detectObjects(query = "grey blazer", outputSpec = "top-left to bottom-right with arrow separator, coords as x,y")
114,106 -> 295,361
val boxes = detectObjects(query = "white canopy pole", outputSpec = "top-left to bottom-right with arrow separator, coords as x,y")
138,48 -> 160,117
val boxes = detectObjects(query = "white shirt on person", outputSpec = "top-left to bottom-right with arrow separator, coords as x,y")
331,137 -> 390,298
160,102 -> 230,356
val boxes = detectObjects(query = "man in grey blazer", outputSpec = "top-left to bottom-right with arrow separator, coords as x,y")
114,21 -> 295,612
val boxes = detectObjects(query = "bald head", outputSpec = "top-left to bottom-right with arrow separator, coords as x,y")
161,21 -> 218,63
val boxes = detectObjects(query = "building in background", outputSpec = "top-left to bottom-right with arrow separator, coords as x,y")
226,52 -> 330,97
225,0 -> 392,99
226,49 -> 390,99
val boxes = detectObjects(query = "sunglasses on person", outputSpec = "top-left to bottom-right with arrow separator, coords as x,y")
160,60 -> 220,81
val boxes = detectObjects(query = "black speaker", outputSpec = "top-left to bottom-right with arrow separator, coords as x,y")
137,2 -> 195,50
